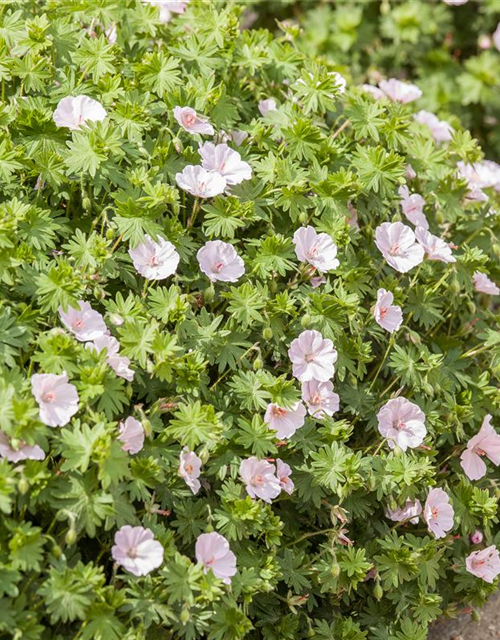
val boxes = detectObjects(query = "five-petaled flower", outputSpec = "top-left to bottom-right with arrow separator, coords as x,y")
118,417 -> 145,455
128,234 -> 180,281
111,525 -> 164,576
239,456 -> 281,503
415,227 -> 456,263
199,142 -> 252,186
264,401 -> 306,439
0,431 -> 45,462
398,185 -> 428,229
175,165 -> 226,198
424,487 -> 454,539
53,95 -> 106,130
179,447 -> 202,494
466,545 -> 500,583
378,78 -> 422,103
375,221 -> 424,273
288,329 -> 338,382
31,372 -> 79,427
173,105 -> 214,135
377,397 -> 426,451
195,531 -> 237,584
373,288 -> 403,333
414,110 -> 453,143
473,271 -> 500,295
386,498 -> 422,524
301,379 -> 340,418
276,459 -> 294,495
460,414 -> 500,481
59,301 -> 107,342
197,240 -> 245,283
293,226 -> 339,273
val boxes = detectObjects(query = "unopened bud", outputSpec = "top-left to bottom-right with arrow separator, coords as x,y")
492,243 -> 500,259
301,313 -> 311,329
263,327 -> 273,341
373,580 -> 383,601
471,610 -> 480,623
18,477 -> 29,495
52,544 -> 63,558
298,211 -> 308,225
180,607 -> 190,625
330,563 -> 340,578
106,228 -> 115,240
204,285 -> 215,304
269,280 -> 278,293
253,357 -> 263,371
82,197 -> 91,212
65,528 -> 77,545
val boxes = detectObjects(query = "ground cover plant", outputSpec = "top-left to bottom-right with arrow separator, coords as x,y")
1,0 -> 500,639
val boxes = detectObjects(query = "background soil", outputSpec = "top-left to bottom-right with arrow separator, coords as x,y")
428,593 -> 500,639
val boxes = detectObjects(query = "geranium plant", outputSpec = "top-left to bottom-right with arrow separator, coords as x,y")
0,1 -> 500,639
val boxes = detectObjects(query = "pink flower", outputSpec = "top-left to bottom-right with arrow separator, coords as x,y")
264,402 -> 306,439
494,23 -> 500,51
179,447 -> 202,494
466,546 -> 500,583
128,234 -> 180,280
414,110 -> 454,142
470,530 -> 484,545
59,301 -> 107,342
374,288 -> 403,333
239,456 -> 281,503
378,79 -> 422,104
443,0 -> 468,4
386,498 -> 422,524
143,0 -> 188,24
377,397 -> 426,451
361,84 -> 386,100
87,335 -> 134,382
398,185 -> 428,229
195,532 -> 237,584
473,271 -> 500,295
53,95 -> 107,130
197,240 -> 245,283
292,226 -> 339,273
173,106 -> 214,135
228,130 -> 248,146
276,459 -> 294,495
457,160 -> 500,190
375,221 -> 425,273
111,525 -> 164,576
258,98 -> 277,116
460,415 -> 500,481
288,330 -> 338,382
310,276 -> 326,288
198,142 -> 252,186
175,165 -> 226,198
424,488 -> 454,539
415,227 -> 456,263
301,379 -> 339,418
347,202 -> 359,230
31,373 -> 79,427
105,24 -> 117,44
0,431 -> 45,462
118,417 -> 144,455
406,164 -> 417,180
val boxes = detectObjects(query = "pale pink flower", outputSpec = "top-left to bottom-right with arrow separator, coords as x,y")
59,301 -> 107,342
173,106 -> 214,135
229,130 -> 248,146
195,532 -> 237,584
143,0 -> 188,24
479,34 -> 492,50
361,84 -> 385,100
175,165 -> 226,198
276,459 -> 294,495
378,79 -> 422,104
493,23 -> 500,52
424,488 -> 454,539
258,99 -> 277,116
301,379 -> 339,418
346,202 -> 359,230
105,24 -> 117,44
31,373 -> 79,427
128,234 -> 180,280
179,447 -> 202,495
414,110 -> 453,143
0,431 -> 45,462
239,456 -> 281,503
118,417 -> 144,455
199,142 -> 252,186
415,227 -> 456,263
443,0 -> 468,4
466,546 -> 500,583
386,498 -> 422,524
288,329 -> 338,382
406,164 -> 417,180
377,397 -> 426,451
310,275 -> 326,288
374,288 -> 403,333
375,221 -> 425,273
87,335 -> 134,382
457,160 -> 500,190
473,271 -> 500,295
470,530 -> 484,545
53,95 -> 106,130
264,402 -> 306,439
293,226 -> 339,273
111,525 -> 164,576
460,414 -> 500,481
197,240 -> 245,283
398,185 -> 428,229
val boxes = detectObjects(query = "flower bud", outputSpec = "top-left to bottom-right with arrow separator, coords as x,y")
492,243 -> 500,259
106,228 -> 115,240
180,606 -> 190,625
373,580 -> 383,601
269,280 -> 278,293
471,609 -> 480,623
204,285 -> 215,304
298,211 -> 309,225
470,529 -> 483,545
65,528 -> 77,545
17,477 -> 29,495
52,544 -> 63,558
263,327 -> 273,341
253,357 -> 263,371
301,314 -> 311,329
330,563 -> 340,578
82,197 -> 91,212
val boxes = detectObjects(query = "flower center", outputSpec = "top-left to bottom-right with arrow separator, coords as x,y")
251,473 -> 264,487
379,307 -> 388,319
307,246 -> 318,259
304,353 -> 316,363
42,391 -> 56,403
310,392 -> 321,406
214,261 -> 225,273
272,406 -> 287,418
388,243 -> 400,256
128,546 -> 138,559
184,114 -> 196,126
393,419 -> 406,431
431,507 -> 439,518
149,255 -> 159,267
185,463 -> 193,474
474,447 -> 486,457
73,319 -> 84,329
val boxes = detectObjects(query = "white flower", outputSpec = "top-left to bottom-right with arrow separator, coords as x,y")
198,142 -> 252,186
292,226 -> 339,273
53,96 -> 107,130
258,99 -> 277,116
175,165 -> 226,198
128,234 -> 180,280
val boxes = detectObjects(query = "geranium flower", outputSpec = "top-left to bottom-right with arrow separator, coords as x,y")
310,275 -> 326,288
239,456 -> 281,503
59,301 -> 107,342
31,373 -> 79,427
276,459 -> 294,495
361,84 -> 386,100
494,23 -> 500,51
373,288 -> 403,333
301,379 -> 340,418
406,164 -> 417,179
347,202 -> 360,230
470,530 -> 484,545
87,335 -> 134,382
175,165 -> 226,198
0,431 -> 45,462
258,98 -> 277,115
173,106 -> 214,135
457,160 -> 500,190
195,532 -> 237,584
378,79 -> 422,104
53,95 -> 106,130
118,417 -> 144,455
143,0 -> 189,23
466,546 -> 500,583
264,401 -> 306,439
228,130 -> 248,146
424,488 -> 454,539
443,0 -> 468,5
398,185 -> 428,229
377,397 -> 426,451
179,447 -> 202,495
473,271 -> 500,295
415,227 -> 456,263
460,414 -> 500,481
288,329 -> 338,382
292,226 -> 339,273
386,498 -> 422,524
414,111 -> 453,142
375,221 -> 425,273
105,24 -> 117,44
197,240 -> 245,282
111,525 -> 164,576
198,142 -> 252,186
128,234 -> 180,280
